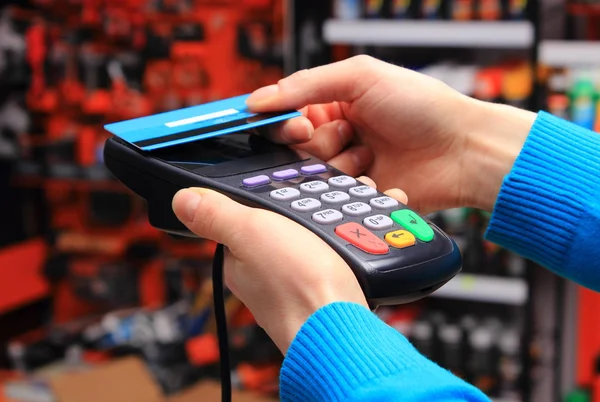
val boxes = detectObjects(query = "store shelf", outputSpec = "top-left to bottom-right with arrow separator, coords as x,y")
431,274 -> 528,305
539,40 -> 600,67
322,20 -> 534,48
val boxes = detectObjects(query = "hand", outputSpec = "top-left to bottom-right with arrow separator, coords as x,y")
247,55 -> 537,213
172,177 -> 407,354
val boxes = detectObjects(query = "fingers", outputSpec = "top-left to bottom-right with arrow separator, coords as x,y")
263,116 -> 314,144
293,120 -> 353,161
384,188 -> 409,204
356,176 -> 377,189
357,176 -> 408,204
246,55 -> 380,112
172,188 -> 249,245
326,146 -> 373,177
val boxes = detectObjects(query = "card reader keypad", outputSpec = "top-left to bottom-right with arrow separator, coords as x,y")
342,202 -> 372,216
270,187 -> 300,201
291,198 -> 322,212
300,180 -> 329,193
241,164 -> 436,256
312,209 -> 343,224
273,169 -> 299,180
349,185 -> 377,198
363,214 -> 394,230
243,175 -> 270,187
301,164 -> 327,175
370,196 -> 399,210
321,191 -> 351,204
328,175 -> 357,188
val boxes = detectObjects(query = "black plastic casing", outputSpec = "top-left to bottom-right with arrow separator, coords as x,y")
104,136 -> 462,307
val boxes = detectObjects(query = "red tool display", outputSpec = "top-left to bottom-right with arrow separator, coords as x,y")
1,1 -> 288,398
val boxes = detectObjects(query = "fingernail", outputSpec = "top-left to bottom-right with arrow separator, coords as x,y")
175,189 -> 202,221
246,85 -> 278,106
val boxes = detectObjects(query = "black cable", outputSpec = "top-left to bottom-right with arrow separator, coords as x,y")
212,243 -> 231,402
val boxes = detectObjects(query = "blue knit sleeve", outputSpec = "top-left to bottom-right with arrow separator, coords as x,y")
485,111 -> 600,290
280,302 -> 490,402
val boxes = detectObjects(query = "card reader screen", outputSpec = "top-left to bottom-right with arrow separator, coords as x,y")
150,132 -> 292,167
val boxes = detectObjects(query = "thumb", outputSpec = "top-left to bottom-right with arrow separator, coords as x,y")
172,188 -> 248,245
246,55 -> 380,112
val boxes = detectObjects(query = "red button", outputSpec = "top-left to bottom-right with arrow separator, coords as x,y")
335,222 -> 389,255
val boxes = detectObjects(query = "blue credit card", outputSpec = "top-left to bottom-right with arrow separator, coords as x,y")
104,94 -> 302,151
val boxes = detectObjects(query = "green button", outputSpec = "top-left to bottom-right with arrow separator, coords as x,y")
390,209 -> 435,242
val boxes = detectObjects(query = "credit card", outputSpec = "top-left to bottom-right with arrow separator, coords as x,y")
104,94 -> 302,151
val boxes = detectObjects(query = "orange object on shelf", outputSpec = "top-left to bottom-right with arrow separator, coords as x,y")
502,62 -> 533,104
0,239 -> 49,314
474,67 -> 504,101
186,333 -> 220,366
236,363 -> 280,391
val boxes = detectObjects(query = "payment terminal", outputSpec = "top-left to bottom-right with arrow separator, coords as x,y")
103,94 -> 461,307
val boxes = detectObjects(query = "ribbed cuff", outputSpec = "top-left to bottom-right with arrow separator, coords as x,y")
280,302 -> 485,402
485,111 -> 600,276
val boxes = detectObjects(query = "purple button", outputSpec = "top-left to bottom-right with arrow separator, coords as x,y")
301,164 -> 327,175
272,168 -> 299,180
242,175 -> 270,187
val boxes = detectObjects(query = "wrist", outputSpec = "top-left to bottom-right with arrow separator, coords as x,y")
464,100 -> 536,212
265,286 -> 369,354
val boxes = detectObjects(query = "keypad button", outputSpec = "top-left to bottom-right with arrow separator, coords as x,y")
312,209 -> 343,224
270,187 -> 301,201
328,175 -> 357,188
390,209 -> 435,242
349,185 -> 377,198
370,196 -> 399,210
335,222 -> 389,255
363,214 -> 394,231
272,169 -> 299,180
300,180 -> 329,193
242,175 -> 270,187
321,191 -> 351,204
301,164 -> 327,175
341,202 -> 372,217
291,198 -> 322,212
385,230 -> 416,249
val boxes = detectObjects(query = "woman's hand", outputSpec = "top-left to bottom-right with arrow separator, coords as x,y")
247,55 -> 537,213
172,178 -> 406,354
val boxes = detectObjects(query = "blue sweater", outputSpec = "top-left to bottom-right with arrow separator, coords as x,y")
279,112 -> 600,401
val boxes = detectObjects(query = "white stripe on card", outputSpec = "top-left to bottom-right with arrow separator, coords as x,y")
165,108 -> 239,128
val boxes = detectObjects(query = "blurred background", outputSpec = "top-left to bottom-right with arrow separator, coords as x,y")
0,0 -> 599,401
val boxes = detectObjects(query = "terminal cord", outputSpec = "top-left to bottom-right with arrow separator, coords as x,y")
212,243 -> 231,402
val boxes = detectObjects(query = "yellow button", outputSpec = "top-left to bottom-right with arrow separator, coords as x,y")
385,230 -> 416,248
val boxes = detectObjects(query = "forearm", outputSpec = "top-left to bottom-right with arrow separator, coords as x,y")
280,302 -> 490,402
